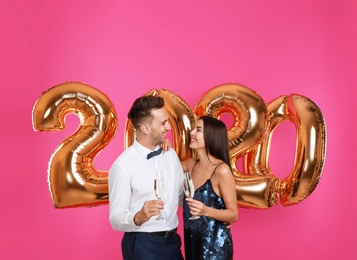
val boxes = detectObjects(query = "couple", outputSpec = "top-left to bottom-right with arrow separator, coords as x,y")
108,96 -> 239,259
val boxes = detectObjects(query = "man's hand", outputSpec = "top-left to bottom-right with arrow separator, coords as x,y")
134,200 -> 164,226
224,222 -> 232,229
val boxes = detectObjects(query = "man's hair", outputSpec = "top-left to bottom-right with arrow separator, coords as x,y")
128,96 -> 165,128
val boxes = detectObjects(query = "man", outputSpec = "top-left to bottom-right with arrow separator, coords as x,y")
109,95 -> 184,260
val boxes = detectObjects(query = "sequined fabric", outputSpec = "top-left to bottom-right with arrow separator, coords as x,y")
183,179 -> 233,259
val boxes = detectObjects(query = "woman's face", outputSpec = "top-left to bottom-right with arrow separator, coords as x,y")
189,119 -> 205,150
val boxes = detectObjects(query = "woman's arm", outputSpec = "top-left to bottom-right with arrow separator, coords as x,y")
186,164 -> 238,223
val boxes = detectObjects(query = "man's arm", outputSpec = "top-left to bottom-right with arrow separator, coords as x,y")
108,163 -> 138,232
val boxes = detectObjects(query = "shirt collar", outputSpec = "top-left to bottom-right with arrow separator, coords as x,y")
133,139 -> 161,158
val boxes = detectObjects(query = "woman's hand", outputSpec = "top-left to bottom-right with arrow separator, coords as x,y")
186,198 -> 206,217
160,138 -> 171,153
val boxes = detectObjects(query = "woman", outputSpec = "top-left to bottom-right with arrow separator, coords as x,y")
182,116 -> 239,259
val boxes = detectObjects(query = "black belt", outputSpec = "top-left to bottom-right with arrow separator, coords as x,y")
138,228 -> 177,238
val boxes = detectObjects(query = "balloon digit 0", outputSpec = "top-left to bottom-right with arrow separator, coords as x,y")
280,94 -> 326,206
245,94 -> 326,207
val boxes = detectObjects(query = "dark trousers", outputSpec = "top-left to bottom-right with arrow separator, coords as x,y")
122,232 -> 184,260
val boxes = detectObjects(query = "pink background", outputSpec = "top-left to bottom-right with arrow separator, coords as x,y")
1,0 -> 356,259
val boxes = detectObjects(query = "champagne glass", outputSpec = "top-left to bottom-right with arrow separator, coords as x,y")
154,170 -> 165,220
184,172 -> 200,220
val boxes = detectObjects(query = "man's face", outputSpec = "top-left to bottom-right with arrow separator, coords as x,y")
148,107 -> 171,146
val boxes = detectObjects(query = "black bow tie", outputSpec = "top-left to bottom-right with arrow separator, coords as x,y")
147,148 -> 163,159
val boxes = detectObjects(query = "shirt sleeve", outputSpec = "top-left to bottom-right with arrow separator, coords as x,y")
108,161 -> 139,232
174,152 -> 185,207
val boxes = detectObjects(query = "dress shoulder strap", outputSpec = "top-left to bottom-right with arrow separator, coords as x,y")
210,162 -> 225,179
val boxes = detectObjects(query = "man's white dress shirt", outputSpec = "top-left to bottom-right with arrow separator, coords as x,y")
109,139 -> 184,232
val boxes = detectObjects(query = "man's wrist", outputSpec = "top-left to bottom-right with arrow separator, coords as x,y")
133,211 -> 143,226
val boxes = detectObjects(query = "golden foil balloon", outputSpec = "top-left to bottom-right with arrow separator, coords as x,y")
194,83 -> 269,158
32,82 -> 118,208
125,89 -> 196,160
233,174 -> 280,209
194,83 -> 279,209
244,94 -> 326,207
280,94 -> 326,206
34,82 -> 325,209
